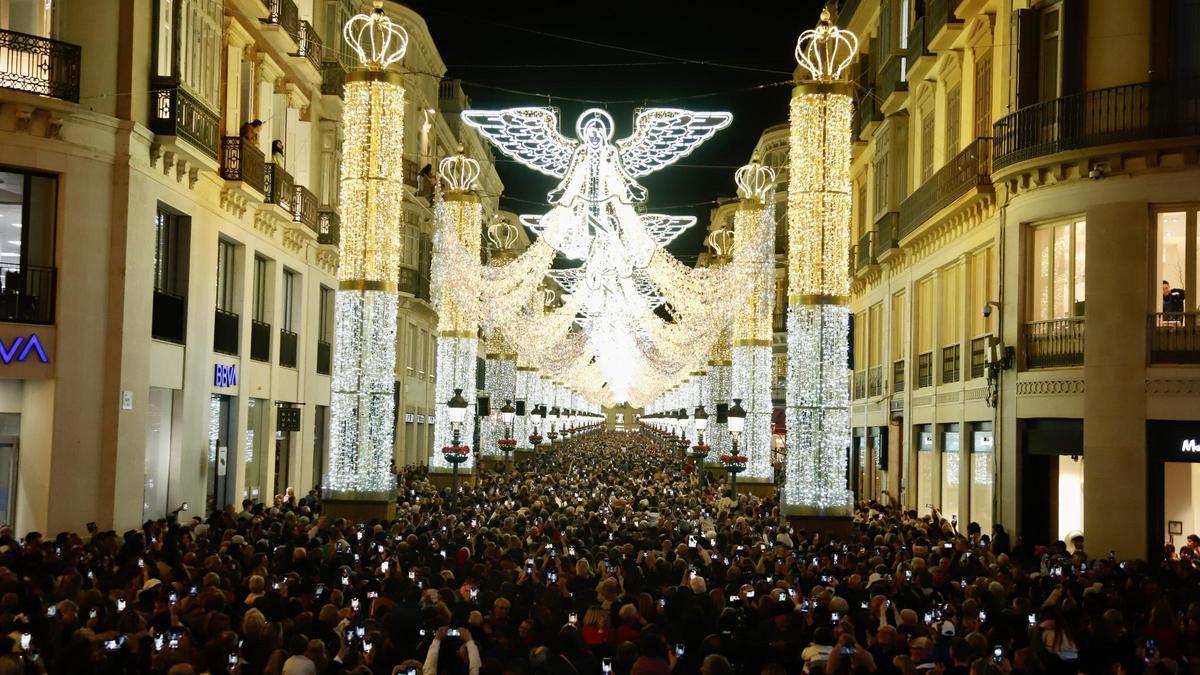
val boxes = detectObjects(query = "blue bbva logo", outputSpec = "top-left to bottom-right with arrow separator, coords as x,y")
214,363 -> 238,388
0,334 -> 48,364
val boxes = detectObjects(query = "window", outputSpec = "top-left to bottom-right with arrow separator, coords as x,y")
215,239 -> 237,312
916,277 -> 934,386
154,208 -> 187,295
1039,6 -> 1062,102
282,269 -> 297,331
408,324 -> 419,376
969,247 -> 995,337
891,291 -> 906,392
252,256 -> 268,322
245,398 -> 268,500
945,83 -> 962,158
916,426 -> 934,509
155,0 -> 222,108
1,0 -> 57,37
920,105 -> 935,183
973,50 -> 992,140
401,213 -> 420,269
941,425 -> 961,517
853,310 -> 867,372
318,285 -> 334,342
873,152 -> 890,216
1155,210 -> 1198,315
1029,219 -> 1086,320
970,423 -> 993,534
313,405 -> 329,487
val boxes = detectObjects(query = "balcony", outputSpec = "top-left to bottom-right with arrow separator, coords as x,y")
316,339 -> 332,375
852,370 -> 866,400
853,87 -> 883,142
250,320 -> 271,362
893,359 -> 906,393
293,20 -> 322,73
262,0 -> 299,43
150,79 -> 220,161
855,231 -> 875,272
152,289 -> 186,343
993,79 -> 1200,171
398,266 -> 420,296
917,352 -> 933,388
906,17 -> 933,81
835,0 -> 865,27
214,309 -> 240,356
941,344 -> 961,383
927,0 -> 964,50
403,158 -> 420,188
321,61 -> 346,98
279,329 -> 298,368
318,209 -> 340,246
0,28 -> 80,102
1148,313 -> 1200,364
898,137 -> 992,239
970,335 -> 989,379
264,164 -> 295,212
0,263 -> 55,324
878,55 -> 908,111
220,136 -> 266,194
868,365 -> 883,398
292,184 -> 318,235
1024,318 -> 1085,369
874,211 -> 899,256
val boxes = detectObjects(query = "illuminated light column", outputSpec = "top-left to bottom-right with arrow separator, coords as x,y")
478,331 -> 517,459
783,10 -> 859,518
431,151 -> 483,470
705,326 -> 732,465
731,160 -> 778,482
514,364 -> 536,449
327,3 -> 407,494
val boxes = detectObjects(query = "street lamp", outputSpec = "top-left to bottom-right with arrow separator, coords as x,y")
548,406 -> 561,442
688,405 -> 711,484
499,399 -> 516,467
724,398 -> 747,496
444,388 -> 470,506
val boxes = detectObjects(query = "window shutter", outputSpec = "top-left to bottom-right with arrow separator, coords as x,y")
1013,8 -> 1041,110
1060,0 -> 1087,96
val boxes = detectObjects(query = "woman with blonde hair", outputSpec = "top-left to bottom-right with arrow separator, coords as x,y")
581,604 -> 615,651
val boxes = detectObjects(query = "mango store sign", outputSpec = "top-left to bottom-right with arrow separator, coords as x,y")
1185,439 -> 1200,454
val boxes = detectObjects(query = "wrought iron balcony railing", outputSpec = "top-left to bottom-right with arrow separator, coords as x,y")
1148,313 -> 1200,364
265,164 -> 295,212
993,79 -> 1200,170
403,158 -> 420,188
0,263 -> 55,325
220,136 -> 266,194
1024,317 -> 1085,368
152,289 -> 186,343
898,137 -> 991,238
151,79 -> 220,161
294,20 -> 322,72
398,266 -> 420,296
318,209 -> 340,246
316,339 -> 332,375
906,16 -> 930,71
250,320 -> 271,362
0,28 -> 80,102
214,309 -> 240,356
874,211 -> 899,254
878,54 -> 908,105
856,231 -> 874,271
279,329 -> 298,368
292,184 -> 319,234
927,0 -> 963,41
262,0 -> 300,42
853,87 -> 882,142
321,61 -> 345,98
835,0 -> 865,27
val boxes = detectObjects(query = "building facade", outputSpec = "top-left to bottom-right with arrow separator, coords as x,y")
0,0 -> 499,535
834,0 -> 1200,558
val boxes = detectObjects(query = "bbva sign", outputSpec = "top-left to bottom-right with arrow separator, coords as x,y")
0,334 -> 48,364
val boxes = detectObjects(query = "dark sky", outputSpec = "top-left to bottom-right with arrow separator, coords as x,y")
404,0 -> 826,262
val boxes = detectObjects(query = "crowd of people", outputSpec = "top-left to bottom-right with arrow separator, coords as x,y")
0,430 -> 1196,675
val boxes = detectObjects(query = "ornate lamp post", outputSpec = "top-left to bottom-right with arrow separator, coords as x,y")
723,399 -> 748,496
689,405 -> 711,484
443,389 -> 470,507
529,405 -> 545,446
498,399 -> 516,467
548,406 -> 560,443
675,408 -> 690,455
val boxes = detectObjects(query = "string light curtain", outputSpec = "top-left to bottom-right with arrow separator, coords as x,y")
730,160 -> 778,481
328,3 -> 407,493
783,9 -> 858,516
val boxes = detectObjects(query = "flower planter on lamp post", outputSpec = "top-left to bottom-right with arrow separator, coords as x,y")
723,398 -> 747,496
445,388 -> 470,507
499,399 -> 516,468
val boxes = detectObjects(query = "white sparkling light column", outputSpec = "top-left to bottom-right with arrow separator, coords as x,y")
430,153 -> 483,470
478,331 -> 517,459
327,4 -> 407,494
515,365 -> 536,449
731,160 -> 778,482
706,329 -> 732,465
783,10 -> 858,517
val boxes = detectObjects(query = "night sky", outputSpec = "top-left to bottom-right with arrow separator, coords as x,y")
404,0 -> 826,262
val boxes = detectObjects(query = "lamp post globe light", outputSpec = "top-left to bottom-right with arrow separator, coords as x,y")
442,388 -> 470,507
723,398 -> 748,496
688,405 -> 711,485
499,399 -> 517,467
548,406 -> 560,442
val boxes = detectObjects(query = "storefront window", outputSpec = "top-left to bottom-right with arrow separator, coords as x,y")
1057,455 -> 1084,542
245,398 -> 267,500
143,389 -> 174,521
970,424 -> 994,536
1030,219 -> 1086,320
942,425 -> 961,518
917,426 -> 934,511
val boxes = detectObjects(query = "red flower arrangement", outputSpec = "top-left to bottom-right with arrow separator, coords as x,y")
690,444 -> 711,455
441,445 -> 470,456
528,434 -> 543,444
498,438 -> 518,449
719,454 -> 747,473
547,431 -> 559,440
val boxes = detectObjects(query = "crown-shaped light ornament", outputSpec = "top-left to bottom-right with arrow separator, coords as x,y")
487,215 -> 519,251
734,158 -> 776,202
795,8 -> 859,82
439,146 -> 481,193
540,287 -> 557,309
344,1 -> 409,70
707,228 -> 735,259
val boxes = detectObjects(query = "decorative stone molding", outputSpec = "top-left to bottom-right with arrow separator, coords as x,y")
937,391 -> 962,404
1015,379 -> 1084,395
316,247 -> 339,275
964,387 -> 988,401
281,224 -> 305,253
912,395 -> 933,407
1146,379 -> 1200,395
253,208 -> 284,237
219,187 -> 251,218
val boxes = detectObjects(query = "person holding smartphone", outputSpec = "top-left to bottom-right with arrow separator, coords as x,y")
424,627 -> 481,675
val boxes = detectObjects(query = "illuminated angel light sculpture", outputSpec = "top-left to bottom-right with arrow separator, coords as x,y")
783,8 -> 858,518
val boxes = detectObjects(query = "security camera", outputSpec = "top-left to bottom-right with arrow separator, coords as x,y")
982,304 -> 993,318
1088,163 -> 1108,180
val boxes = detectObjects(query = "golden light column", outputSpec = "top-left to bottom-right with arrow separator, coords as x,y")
430,150 -> 483,470
327,2 -> 407,494
731,159 -> 778,482
783,9 -> 859,516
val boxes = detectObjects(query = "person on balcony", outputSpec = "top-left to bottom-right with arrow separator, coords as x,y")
272,140 -> 285,166
1163,280 -> 1186,325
